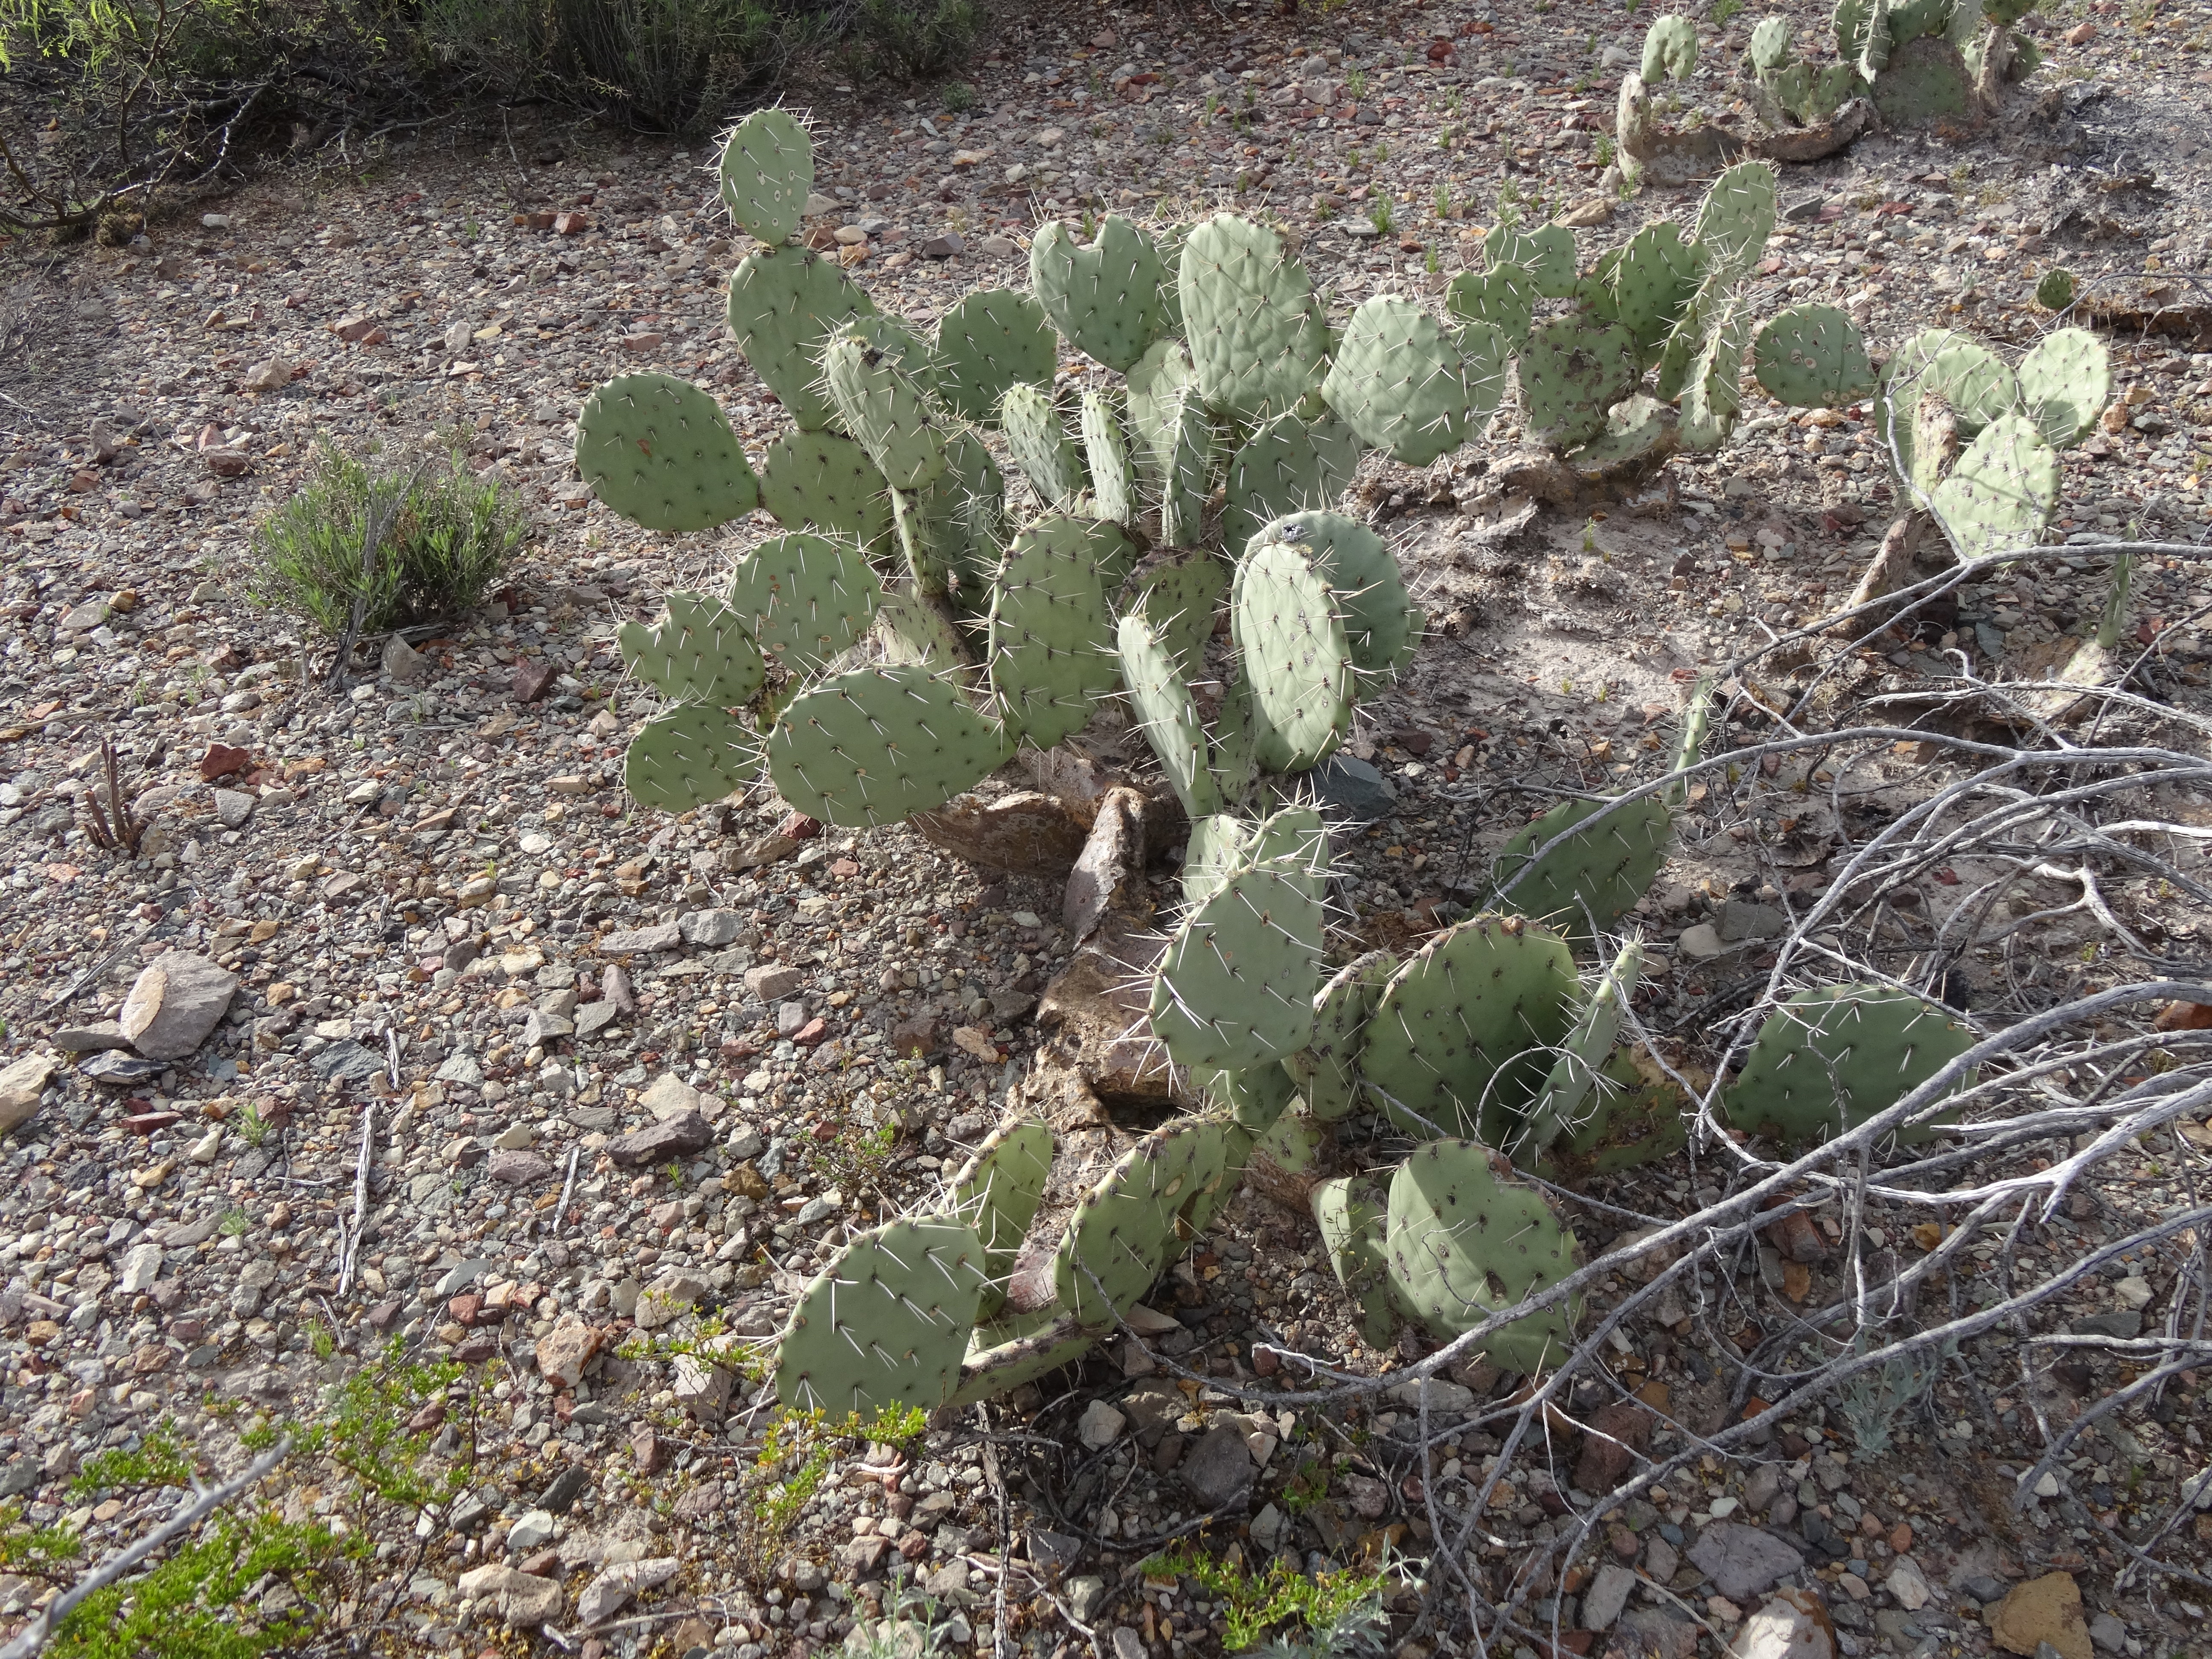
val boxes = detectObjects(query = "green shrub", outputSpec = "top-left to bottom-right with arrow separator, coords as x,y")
842,0 -> 977,79
244,441 -> 524,642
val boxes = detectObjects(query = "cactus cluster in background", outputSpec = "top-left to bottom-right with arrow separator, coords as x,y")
574,109 -> 2024,1418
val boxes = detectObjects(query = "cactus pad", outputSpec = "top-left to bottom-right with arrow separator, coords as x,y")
998,381 -> 1088,507
1312,1176 -> 1401,1350
1643,14 -> 1700,79
1383,1139 -> 1582,1374
774,1217 -> 989,1417
719,107 -> 814,247
1927,411 -> 2060,564
1126,547 -> 1226,678
2014,326 -> 2107,450
1445,262 -> 1539,350
1223,412 -> 1331,556
894,430 -> 1005,605
1722,984 -> 1978,1147
1321,294 -> 1476,467
1230,535 -> 1356,773
1158,387 -> 1214,549
1053,1121 -> 1227,1329
617,590 -> 766,708
1030,215 -> 1170,373
1690,161 -> 1778,280
1610,222 -> 1703,364
950,1120 -> 1055,1321
1287,949 -> 1397,1122
1120,611 -> 1221,821
930,288 -> 1056,423
767,662 -> 1010,828
1250,510 -> 1420,680
1491,794 -> 1674,945
1509,941 -> 1642,1164
1363,914 -> 1580,1144
1198,1061 -> 1300,1136
1749,15 -> 1795,71
1751,304 -> 1876,408
821,329 -> 948,492
623,703 -> 760,814
756,428 -> 894,550
951,1310 -> 1094,1407
726,246 -> 875,433
1125,338 -> 1202,485
988,515 -> 1118,749
1485,222 -> 1578,300
576,373 -> 758,533
1678,303 -> 1753,454
1179,213 -> 1330,419
1516,318 -> 1640,452
2034,268 -> 2076,313
1148,860 -> 1327,1073
725,532 -> 882,675
1080,387 -> 1135,526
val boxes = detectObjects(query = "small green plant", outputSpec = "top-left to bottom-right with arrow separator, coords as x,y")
1143,1540 -> 1391,1653
1433,180 -> 1453,220
1371,139 -> 1388,163
1345,66 -> 1368,99
940,80 -> 973,112
218,1207 -> 252,1237
1423,243 -> 1439,275
1713,0 -> 1744,20
244,440 -> 524,644
664,1156 -> 686,1186
1369,196 -> 1394,236
235,1106 -> 271,1148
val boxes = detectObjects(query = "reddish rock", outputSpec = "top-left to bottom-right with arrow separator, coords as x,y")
1574,1399 -> 1654,1493
512,660 -> 558,703
631,1426 -> 668,1473
777,811 -> 822,841
453,1333 -> 499,1363
553,210 -> 592,235
887,1016 -> 940,1059
449,1294 -> 484,1325
792,1017 -> 830,1047
199,743 -> 252,780
121,1111 -> 181,1135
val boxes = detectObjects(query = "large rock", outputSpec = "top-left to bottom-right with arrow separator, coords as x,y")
535,1318 -> 604,1388
910,790 -> 1091,875
639,1074 -> 702,1121
1990,1572 -> 2092,1659
119,954 -> 239,1061
1180,1424 -> 1254,1509
1727,1589 -> 1837,1659
607,1110 -> 713,1166
1574,1398 -> 1655,1492
576,1557 -> 680,1625
1583,1563 -> 1638,1631
1688,1522 -> 1806,1604
0,1051 -> 59,1135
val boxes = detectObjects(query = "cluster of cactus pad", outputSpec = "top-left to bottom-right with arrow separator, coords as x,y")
1741,0 -> 2040,128
577,111 -> 2000,1417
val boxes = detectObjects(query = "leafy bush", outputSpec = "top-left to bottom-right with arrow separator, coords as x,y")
843,0 -> 978,79
244,441 -> 524,642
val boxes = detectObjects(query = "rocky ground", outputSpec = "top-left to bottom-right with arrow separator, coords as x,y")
3,0 -> 2212,1657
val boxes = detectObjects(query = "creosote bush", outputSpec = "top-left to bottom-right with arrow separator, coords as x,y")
242,440 -> 525,642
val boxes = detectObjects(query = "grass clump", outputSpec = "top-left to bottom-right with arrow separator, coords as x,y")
1141,1540 -> 1392,1655
243,441 -> 523,643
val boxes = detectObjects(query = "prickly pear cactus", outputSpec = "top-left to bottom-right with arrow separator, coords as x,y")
1491,795 -> 1673,948
1148,858 -> 1327,1073
2014,326 -> 2108,450
951,1121 -> 1054,1321
774,1217 -> 990,1417
1179,212 -> 1331,419
617,590 -> 765,710
1030,215 -> 1170,374
1250,510 -> 1423,679
1927,411 -> 2060,563
755,429 -> 894,549
931,288 -> 1057,423
987,515 -> 1119,749
1642,14 -> 1700,80
1231,535 -> 1357,773
1054,1121 -> 1228,1329
1286,949 -> 1398,1122
725,247 -> 875,434
1118,610 -> 1221,821
1321,294 -> 1479,467
725,531 -> 882,674
1516,318 -> 1640,452
720,107 -> 814,247
623,704 -> 760,815
1752,304 -> 1877,409
1312,1175 -> 1401,1350
577,373 -> 759,533
1509,941 -> 1643,1163
998,381 -> 1088,507
1722,984 -> 1978,1147
767,663 -> 1010,829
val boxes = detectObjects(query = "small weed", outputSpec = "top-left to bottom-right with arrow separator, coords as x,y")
940,81 -> 974,113
1371,139 -> 1389,163
218,1207 -> 252,1237
1369,196 -> 1394,236
1345,66 -> 1368,99
1713,0 -> 1744,20
664,1157 -> 686,1186
235,1106 -> 271,1148
1433,180 -> 1453,220
1142,1541 -> 1391,1652
1423,243 -> 1439,274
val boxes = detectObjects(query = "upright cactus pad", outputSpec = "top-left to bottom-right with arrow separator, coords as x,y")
988,516 -> 1118,750
1121,613 -> 1222,821
950,1120 -> 1055,1321
2015,326 -> 2108,449
1752,304 -> 1877,408
1159,388 -> 1214,550
1287,949 -> 1397,1122
1179,213 -> 1330,419
1491,794 -> 1673,945
725,532 -> 882,675
1250,510 -> 1421,679
1321,294 -> 1476,467
952,1309 -> 1095,1407
1610,222 -> 1703,364
1080,387 -> 1135,526
1363,914 -> 1580,1145
1445,262 -> 1538,350
1199,1061 -> 1300,1135
1538,1046 -> 1691,1183
1642,13 -> 1700,79
1516,319 -> 1640,452
895,429 -> 1006,605
1181,813 -> 1256,907
1054,1121 -> 1227,1329
768,662 -> 1010,828
1223,411 -> 1331,556
1928,411 -> 2060,563
1125,338 -> 1202,485
930,288 -> 1056,423
1384,1140 -> 1583,1374
726,246 -> 875,433
719,107 -> 814,247
756,430 -> 894,558
1690,161 -> 1779,280
1722,985 -> 1978,1147
577,373 -> 759,533
1231,536 -> 1356,773
1883,328 -> 2016,438
1749,15 -> 1795,71
774,1217 -> 989,1417
1509,941 -> 1643,1164
998,381 -> 1088,507
1030,215 -> 1170,373
1148,861 -> 1326,1073
1485,222 -> 1578,299
1210,664 -> 1263,808
1126,547 -> 1227,676
624,703 -> 760,814
1871,35 -> 1975,125
873,585 -> 968,669
1679,303 -> 1753,454
821,330 -> 948,492
617,590 -> 766,708
1312,1176 -> 1401,1350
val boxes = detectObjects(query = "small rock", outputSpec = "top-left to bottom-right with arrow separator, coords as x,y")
677,908 -> 745,947
978,234 -> 1019,257
670,1353 -> 731,1420
608,1109 -> 713,1166
1585,1562 -> 1638,1631
1110,1629 -> 1144,1659
1727,1588 -> 1837,1659
1718,900 -> 1789,942
487,1149 -> 554,1186
507,1509 -> 555,1552
633,1268 -> 711,1330
0,1051 -> 58,1135
1180,1423 -> 1254,1508
212,789 -> 255,829
1886,1555 -> 1931,1612
639,1074 -> 702,1121
512,660 -> 558,703
1068,1575 -> 1107,1623
1078,1400 -> 1127,1449
241,356 -> 293,393
536,1318 -> 603,1389
539,1464 -> 592,1514
921,231 -> 965,259
1743,1463 -> 1782,1514
1688,1522 -> 1806,1604
51,1024 -> 131,1054
744,963 -> 805,1001
119,954 -> 239,1060
1312,754 -> 1395,822
2086,1612 -> 2127,1653
1560,198 -> 1614,227
382,634 -> 431,684
576,1557 -> 679,1626
2064,20 -> 2096,43
1989,1572 -> 2091,1659
1677,922 -> 1726,959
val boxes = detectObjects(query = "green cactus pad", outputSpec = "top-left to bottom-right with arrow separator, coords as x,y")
1834,0 -> 1878,65
2034,268 -> 2077,313
873,585 -> 968,669
2015,326 -> 2108,449
767,662 -> 1010,828
617,590 -> 766,708
949,1120 -> 1055,1321
950,1310 -> 1094,1407
1148,860 -> 1327,1074
576,373 -> 759,533
623,703 -> 761,814
1223,411 -> 1332,556
893,429 -> 1006,607
726,246 -> 876,433
1383,1139 -> 1582,1374
1537,1046 -> 1690,1183
1120,611 -> 1221,821
719,107 -> 814,247
821,329 -> 948,492
1643,14 -> 1700,79
1722,984 -> 1978,1147
1179,213 -> 1331,419
1690,161 -> 1779,281
1516,318 -> 1640,452
1230,535 -> 1356,773
1610,222 -> 1703,364
1158,387 -> 1214,549
987,515 -> 1118,750
1198,1062 -> 1301,1135
1322,295 -> 1474,467
1928,411 -> 2060,564
1247,1108 -> 1326,1188
1490,793 -> 1673,946
1363,914 -> 1580,1144
1444,262 -> 1539,350
1567,394 -> 1674,471
1679,302 -> 1753,455
1210,663 -> 1263,807
1030,215 -> 1171,373
1080,387 -> 1135,526
1872,34 -> 1974,125
1286,949 -> 1397,1122
725,532 -> 882,675
1312,1176 -> 1401,1350
756,428 -> 895,551
1126,548 -> 1227,679
1126,338 -> 1202,485
1751,304 -> 1877,408
998,381 -> 1087,506
1053,1121 -> 1228,1329
1509,941 -> 1643,1164
1485,222 -> 1578,300
1249,509 -> 1420,680
774,1216 -> 988,1417
1749,15 -> 1795,71
930,288 -> 1056,423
